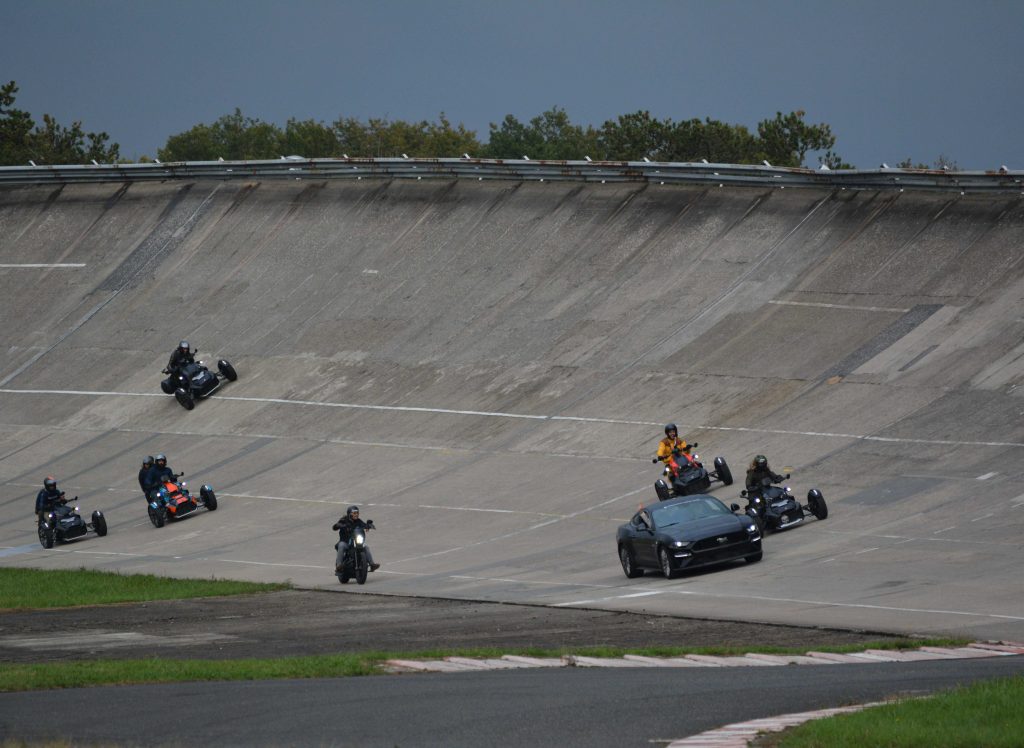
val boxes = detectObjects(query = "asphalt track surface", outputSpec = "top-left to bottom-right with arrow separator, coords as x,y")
2,657 -> 1022,747
0,179 -> 1022,742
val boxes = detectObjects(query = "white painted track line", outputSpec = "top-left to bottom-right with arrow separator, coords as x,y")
1,388 -> 1023,448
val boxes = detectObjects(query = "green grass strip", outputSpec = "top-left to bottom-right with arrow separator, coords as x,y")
0,639 -> 967,692
768,675 -> 1024,747
0,567 -> 288,609
0,654 -> 379,692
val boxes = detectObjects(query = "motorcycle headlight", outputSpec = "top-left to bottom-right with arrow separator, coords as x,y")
353,531 -> 366,547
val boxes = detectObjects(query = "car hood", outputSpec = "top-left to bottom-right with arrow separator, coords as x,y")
658,514 -> 745,542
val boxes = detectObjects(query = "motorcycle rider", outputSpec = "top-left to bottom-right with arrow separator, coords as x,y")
654,423 -> 696,479
139,455 -> 161,499
35,476 -> 66,522
745,454 -> 786,493
332,505 -> 380,573
165,340 -> 195,380
151,454 -> 176,485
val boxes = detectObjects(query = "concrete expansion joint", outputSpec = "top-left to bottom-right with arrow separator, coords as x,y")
382,640 -> 1024,673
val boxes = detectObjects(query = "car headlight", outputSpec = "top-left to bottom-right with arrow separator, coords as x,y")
746,524 -> 758,533
671,540 -> 692,548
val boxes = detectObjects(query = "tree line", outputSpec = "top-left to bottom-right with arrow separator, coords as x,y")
1,81 -> 119,166
2,78 -> 958,170
158,106 -> 850,168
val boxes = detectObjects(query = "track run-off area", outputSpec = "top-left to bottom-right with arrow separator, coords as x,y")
1,178 -> 1022,641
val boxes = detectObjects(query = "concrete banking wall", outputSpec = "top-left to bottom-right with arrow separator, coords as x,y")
1,179 -> 1022,638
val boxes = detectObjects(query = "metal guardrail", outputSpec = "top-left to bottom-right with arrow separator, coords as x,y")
0,157 -> 1021,193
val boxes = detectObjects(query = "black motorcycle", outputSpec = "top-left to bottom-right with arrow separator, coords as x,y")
38,498 -> 107,548
742,476 -> 827,533
654,443 -> 733,501
160,351 -> 238,410
335,522 -> 374,585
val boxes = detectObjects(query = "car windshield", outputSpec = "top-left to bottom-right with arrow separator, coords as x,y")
652,498 -> 729,527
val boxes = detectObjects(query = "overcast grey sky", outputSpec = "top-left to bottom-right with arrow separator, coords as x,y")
3,0 -> 1022,169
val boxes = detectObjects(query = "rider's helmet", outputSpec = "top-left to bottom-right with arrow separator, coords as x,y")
178,340 -> 190,354
664,423 -> 677,437
753,454 -> 768,470
346,505 -> 360,519
155,454 -> 167,468
142,455 -> 154,468
43,476 -> 57,491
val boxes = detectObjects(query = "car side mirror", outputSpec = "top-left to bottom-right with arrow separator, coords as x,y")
740,490 -> 747,498
730,503 -> 740,512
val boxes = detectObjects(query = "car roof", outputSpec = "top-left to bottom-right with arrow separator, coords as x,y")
646,494 -> 721,510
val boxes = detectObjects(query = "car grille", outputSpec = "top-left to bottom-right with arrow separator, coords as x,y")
692,531 -> 747,552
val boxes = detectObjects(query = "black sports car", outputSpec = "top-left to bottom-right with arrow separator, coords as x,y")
617,494 -> 762,579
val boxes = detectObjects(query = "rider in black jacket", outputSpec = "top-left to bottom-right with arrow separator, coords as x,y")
150,454 -> 175,485
332,505 -> 380,572
165,341 -> 195,379
745,455 -> 786,493
35,477 -> 66,521
138,456 -> 160,498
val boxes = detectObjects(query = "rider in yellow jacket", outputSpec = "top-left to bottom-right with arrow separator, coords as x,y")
655,423 -> 693,476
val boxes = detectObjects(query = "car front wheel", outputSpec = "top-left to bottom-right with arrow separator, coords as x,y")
619,545 -> 643,578
659,547 -> 678,579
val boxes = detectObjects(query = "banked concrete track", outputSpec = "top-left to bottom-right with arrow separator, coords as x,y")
0,179 -> 1022,640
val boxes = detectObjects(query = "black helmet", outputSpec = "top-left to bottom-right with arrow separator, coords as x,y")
155,454 -> 167,467
754,455 -> 768,469
346,505 -> 360,517
44,476 -> 57,491
664,423 -> 677,436
178,340 -> 190,353
143,455 -> 154,467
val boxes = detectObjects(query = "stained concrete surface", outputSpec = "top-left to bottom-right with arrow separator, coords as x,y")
0,179 -> 1022,640
0,590 -> 905,664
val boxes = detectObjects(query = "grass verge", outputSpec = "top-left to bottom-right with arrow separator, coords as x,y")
0,567 -> 288,609
0,639 -> 968,692
760,675 -> 1024,747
